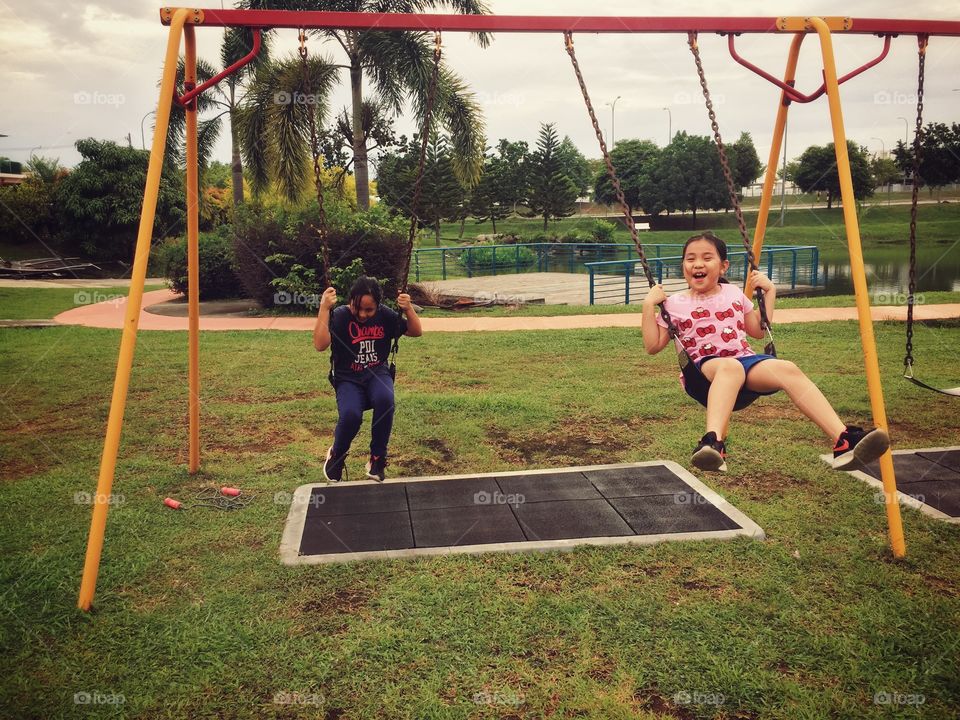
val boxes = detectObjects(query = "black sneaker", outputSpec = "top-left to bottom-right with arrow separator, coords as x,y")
366,454 -> 387,482
832,426 -> 890,470
692,432 -> 727,472
323,446 -> 345,483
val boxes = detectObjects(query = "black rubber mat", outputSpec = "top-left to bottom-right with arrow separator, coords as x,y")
298,465 -> 745,557
862,451 -> 960,518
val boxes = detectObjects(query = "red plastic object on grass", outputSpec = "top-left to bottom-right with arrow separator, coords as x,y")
163,497 -> 182,510
221,487 -> 240,497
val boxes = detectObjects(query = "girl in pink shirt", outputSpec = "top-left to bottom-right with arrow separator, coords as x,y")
641,232 -> 889,473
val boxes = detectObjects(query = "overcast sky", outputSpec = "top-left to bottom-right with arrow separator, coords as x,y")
1,0 -> 958,173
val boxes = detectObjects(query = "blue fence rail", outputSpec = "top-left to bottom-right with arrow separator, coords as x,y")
585,246 -> 821,305
413,243 -> 687,282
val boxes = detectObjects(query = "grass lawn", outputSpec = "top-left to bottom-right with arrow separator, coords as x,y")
1,311 -> 959,718
0,285 -> 168,321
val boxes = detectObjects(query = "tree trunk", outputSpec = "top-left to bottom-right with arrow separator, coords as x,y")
827,190 -> 833,210
229,83 -> 244,207
458,217 -> 466,239
350,52 -> 370,210
543,215 -> 548,231
691,207 -> 697,228
491,215 -> 497,234
435,220 -> 441,246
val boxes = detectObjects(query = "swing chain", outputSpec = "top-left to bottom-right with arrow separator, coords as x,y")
299,28 -> 331,288
399,32 -> 443,295
563,32 -> 677,336
689,32 -> 773,341
904,35 -> 928,374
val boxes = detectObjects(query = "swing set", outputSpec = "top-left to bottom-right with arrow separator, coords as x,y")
78,10 -> 960,610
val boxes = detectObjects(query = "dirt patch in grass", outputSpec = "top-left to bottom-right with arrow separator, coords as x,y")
300,586 -> 372,616
486,416 -> 645,466
724,470 -> 805,500
423,437 -> 455,462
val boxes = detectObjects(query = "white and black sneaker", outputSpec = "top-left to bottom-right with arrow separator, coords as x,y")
366,454 -> 387,482
323,446 -> 346,483
692,431 -> 727,472
832,426 -> 889,470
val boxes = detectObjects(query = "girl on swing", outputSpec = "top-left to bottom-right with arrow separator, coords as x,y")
641,231 -> 889,473
314,277 -> 423,482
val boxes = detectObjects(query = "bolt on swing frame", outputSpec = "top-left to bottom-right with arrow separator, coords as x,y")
77,9 -> 960,610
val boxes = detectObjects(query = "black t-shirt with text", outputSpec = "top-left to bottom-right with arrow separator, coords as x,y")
329,305 -> 407,380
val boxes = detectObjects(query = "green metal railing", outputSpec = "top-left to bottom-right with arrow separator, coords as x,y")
586,246 -> 821,304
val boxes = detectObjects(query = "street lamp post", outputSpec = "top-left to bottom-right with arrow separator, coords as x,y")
897,116 -> 909,146
605,95 -> 621,148
662,107 -> 672,145
870,137 -> 885,157
140,110 -> 157,150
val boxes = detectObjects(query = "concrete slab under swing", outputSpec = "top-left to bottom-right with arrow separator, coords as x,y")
279,462 -> 765,565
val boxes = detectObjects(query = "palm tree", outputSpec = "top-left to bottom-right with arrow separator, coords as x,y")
241,0 -> 489,209
166,28 -> 272,205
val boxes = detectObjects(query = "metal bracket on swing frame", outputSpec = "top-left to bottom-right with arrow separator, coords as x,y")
161,7 -> 205,24
776,17 -> 852,32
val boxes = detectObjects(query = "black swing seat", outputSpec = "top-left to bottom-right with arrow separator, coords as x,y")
904,373 -> 960,397
679,347 -> 778,412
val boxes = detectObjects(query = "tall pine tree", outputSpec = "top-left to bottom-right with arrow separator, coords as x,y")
527,123 -> 578,230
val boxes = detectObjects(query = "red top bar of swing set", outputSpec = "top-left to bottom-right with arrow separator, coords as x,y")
159,9 -> 960,36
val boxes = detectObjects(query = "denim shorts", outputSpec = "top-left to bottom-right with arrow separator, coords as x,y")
683,353 -> 779,409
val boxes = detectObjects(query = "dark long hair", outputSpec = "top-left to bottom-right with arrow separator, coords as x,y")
682,231 -> 730,284
348,276 -> 383,307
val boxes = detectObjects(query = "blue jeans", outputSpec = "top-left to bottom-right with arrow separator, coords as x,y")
331,373 -> 395,459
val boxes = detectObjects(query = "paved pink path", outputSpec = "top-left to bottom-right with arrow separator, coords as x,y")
53,288 -> 960,332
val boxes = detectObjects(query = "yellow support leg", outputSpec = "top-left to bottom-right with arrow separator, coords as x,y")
809,17 -> 906,558
752,33 -> 805,262
185,26 -> 201,474
77,10 -> 191,611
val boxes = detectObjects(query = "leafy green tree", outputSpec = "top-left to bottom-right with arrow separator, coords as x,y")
375,132 -> 464,245
467,151 -> 511,233
728,132 -> 763,192
871,156 -> 901,188
892,122 -> 960,198
243,0 -> 490,210
491,138 -> 529,212
593,139 -> 661,215
556,136 -> 591,197
526,123 -> 578,229
655,132 -> 728,227
794,140 -> 874,209
55,139 -> 185,261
